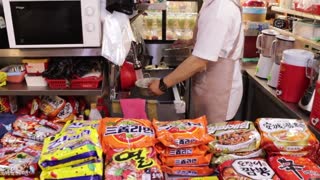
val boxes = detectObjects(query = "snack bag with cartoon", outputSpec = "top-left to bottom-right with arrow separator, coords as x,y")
39,126 -> 102,170
155,143 -> 209,157
105,147 -> 164,180
208,121 -> 261,154
160,153 -> 213,167
0,146 -> 41,177
161,166 -> 214,177
268,156 -> 320,180
40,161 -> 103,180
211,149 -> 265,166
99,118 -> 156,152
153,116 -> 214,148
256,118 -> 319,154
218,159 -> 280,180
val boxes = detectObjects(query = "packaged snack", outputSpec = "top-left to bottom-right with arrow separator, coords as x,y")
39,96 -> 66,118
13,115 -> 62,132
0,113 -> 15,139
208,121 -> 261,154
218,159 -> 280,180
161,166 -> 214,177
105,147 -> 164,180
52,102 -> 76,123
160,153 -> 213,167
40,161 -> 103,180
256,118 -> 319,153
29,97 -> 41,116
0,146 -> 41,177
0,96 -> 11,113
39,126 -> 102,170
268,156 -> 320,180
153,116 -> 214,148
211,149 -> 265,165
62,120 -> 99,132
155,144 -> 209,157
1,133 -> 42,147
99,118 -> 156,151
67,96 -> 80,114
0,177 -> 39,180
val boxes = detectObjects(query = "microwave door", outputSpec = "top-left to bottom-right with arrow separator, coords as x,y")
9,1 -> 84,47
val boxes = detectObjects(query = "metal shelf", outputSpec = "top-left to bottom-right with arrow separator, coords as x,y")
0,83 -> 103,96
0,48 -> 102,58
271,6 -> 320,20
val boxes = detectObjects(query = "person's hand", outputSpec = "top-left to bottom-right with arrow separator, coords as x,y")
148,79 -> 164,96
172,39 -> 193,48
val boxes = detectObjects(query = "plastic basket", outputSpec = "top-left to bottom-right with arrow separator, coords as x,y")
46,79 -> 69,89
71,77 -> 102,89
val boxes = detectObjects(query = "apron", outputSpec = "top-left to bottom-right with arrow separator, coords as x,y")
192,0 -> 242,123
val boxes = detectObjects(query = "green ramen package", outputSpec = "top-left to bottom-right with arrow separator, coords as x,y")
208,121 -> 261,154
105,147 -> 164,180
39,126 -> 102,170
211,149 -> 265,165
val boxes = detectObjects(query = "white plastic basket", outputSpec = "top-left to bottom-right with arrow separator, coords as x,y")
25,75 -> 47,87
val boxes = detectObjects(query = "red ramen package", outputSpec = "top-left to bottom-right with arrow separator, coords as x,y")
152,116 -> 214,148
13,115 -> 62,132
99,118 -> 156,151
105,147 -> 164,180
268,156 -> 320,180
39,96 -> 66,118
256,118 -> 319,153
161,166 -> 214,177
211,149 -> 265,166
155,144 -> 209,157
218,159 -> 280,180
0,146 -> 41,177
160,153 -> 213,167
1,133 -> 42,148
208,121 -> 261,154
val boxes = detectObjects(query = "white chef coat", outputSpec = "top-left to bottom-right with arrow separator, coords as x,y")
192,0 -> 244,120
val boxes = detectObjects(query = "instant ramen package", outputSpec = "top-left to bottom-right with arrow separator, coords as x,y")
105,147 -> 164,180
155,143 -> 209,157
40,161 -> 103,180
211,149 -> 265,166
208,121 -> 261,154
161,166 -> 214,177
153,116 -> 214,148
160,153 -> 213,167
268,156 -> 320,180
39,126 -> 102,170
218,158 -> 280,180
256,118 -> 319,153
62,120 -> 99,132
99,118 -> 157,152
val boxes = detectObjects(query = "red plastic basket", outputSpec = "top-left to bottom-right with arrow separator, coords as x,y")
71,77 -> 102,89
46,79 -> 69,89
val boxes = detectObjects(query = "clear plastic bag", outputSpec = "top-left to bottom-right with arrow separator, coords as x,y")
101,11 -> 135,66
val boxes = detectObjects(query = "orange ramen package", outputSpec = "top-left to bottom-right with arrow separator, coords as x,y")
155,144 -> 209,157
99,118 -> 156,151
161,166 -> 214,177
218,159 -> 280,180
208,121 -> 261,154
268,156 -> 320,180
152,116 -> 214,148
256,118 -> 319,153
160,153 -> 213,167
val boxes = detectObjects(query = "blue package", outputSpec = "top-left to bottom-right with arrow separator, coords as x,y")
0,113 -> 16,139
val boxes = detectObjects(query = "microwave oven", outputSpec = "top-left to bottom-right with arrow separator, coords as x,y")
2,0 -> 101,48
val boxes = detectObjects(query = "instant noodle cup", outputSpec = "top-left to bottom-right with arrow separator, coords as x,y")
211,149 -> 265,166
208,121 -> 261,154
152,116 -> 214,148
105,147 -> 164,180
40,161 -> 103,180
99,118 -> 156,151
268,156 -> 320,180
256,118 -> 319,154
39,126 -> 102,170
160,153 -> 213,167
218,158 -> 280,180
155,143 -> 209,157
161,166 -> 214,177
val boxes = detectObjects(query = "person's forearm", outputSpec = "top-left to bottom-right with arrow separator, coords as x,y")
163,55 -> 208,87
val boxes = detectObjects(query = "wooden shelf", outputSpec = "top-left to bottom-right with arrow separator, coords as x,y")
271,6 -> 320,20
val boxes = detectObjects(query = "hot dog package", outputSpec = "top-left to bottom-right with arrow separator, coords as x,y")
218,159 -> 280,180
105,147 -> 164,180
256,118 -> 319,153
268,156 -> 320,180
39,126 -> 102,170
208,121 -> 261,154
161,166 -> 214,177
160,153 -> 213,167
99,118 -> 156,152
153,116 -> 214,148
211,149 -> 265,166
155,144 -> 209,157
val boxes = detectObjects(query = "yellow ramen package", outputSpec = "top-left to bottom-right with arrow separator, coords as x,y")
208,121 -> 261,154
39,126 -> 102,170
40,161 -> 103,180
62,120 -> 100,132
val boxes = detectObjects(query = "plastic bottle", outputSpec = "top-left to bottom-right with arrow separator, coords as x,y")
89,103 -> 102,120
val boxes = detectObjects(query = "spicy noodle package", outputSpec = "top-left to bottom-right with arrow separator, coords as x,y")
99,118 -> 157,151
256,118 -> 319,154
152,116 -> 213,148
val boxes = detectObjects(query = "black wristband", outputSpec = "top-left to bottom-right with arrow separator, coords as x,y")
159,78 -> 168,92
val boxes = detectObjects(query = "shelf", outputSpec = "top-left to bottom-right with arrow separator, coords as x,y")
0,83 -> 103,96
0,48 -> 102,58
271,6 -> 320,20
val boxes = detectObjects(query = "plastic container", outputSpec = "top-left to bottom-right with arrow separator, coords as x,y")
22,59 -> 48,75
71,77 -> 102,89
242,0 -> 267,22
6,71 -> 25,83
25,75 -> 47,87
292,19 -> 320,40
46,79 -> 69,89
